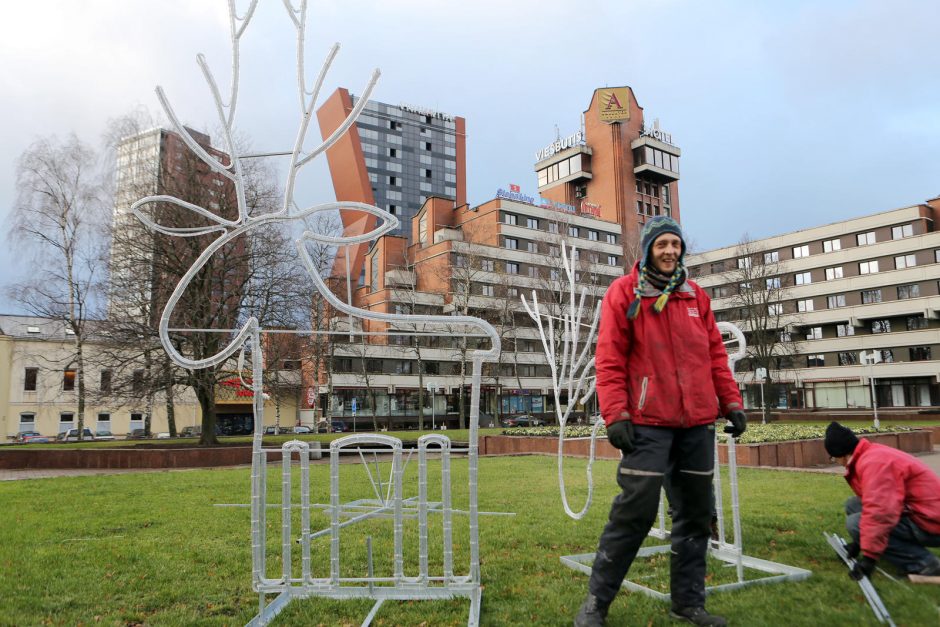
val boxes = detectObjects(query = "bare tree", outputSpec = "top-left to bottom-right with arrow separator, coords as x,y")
724,235 -> 799,418
7,134 -> 106,440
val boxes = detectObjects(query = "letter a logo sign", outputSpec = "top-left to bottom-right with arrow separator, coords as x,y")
598,87 -> 631,123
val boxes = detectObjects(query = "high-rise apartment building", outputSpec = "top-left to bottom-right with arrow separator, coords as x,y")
317,89 -> 466,282
687,199 -> 940,412
535,86 -> 681,267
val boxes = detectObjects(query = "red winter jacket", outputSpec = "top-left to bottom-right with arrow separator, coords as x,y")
595,264 -> 742,429
845,438 -> 940,559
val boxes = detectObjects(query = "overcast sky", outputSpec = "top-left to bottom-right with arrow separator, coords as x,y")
2,0 -> 939,299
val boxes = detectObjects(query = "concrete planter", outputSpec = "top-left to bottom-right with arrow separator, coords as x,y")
481,430 -> 934,469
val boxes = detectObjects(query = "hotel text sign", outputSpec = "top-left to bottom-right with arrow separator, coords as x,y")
535,130 -> 584,161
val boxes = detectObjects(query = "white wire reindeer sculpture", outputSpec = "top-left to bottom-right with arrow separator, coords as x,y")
520,242 -> 603,520
130,2 -> 499,625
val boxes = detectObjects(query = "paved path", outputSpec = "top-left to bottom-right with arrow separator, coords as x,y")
756,445 -> 940,475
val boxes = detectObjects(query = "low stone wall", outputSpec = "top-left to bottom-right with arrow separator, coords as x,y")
480,430 -> 935,469
0,445 -> 322,470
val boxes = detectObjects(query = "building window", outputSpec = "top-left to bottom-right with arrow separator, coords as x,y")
24,367 -> 38,392
424,141 -> 432,151
766,277 -> 781,289
395,361 -> 413,375
388,176 -> 398,186
63,369 -> 76,392
910,346 -> 932,361
779,331 -> 792,342
607,255 -> 618,266
768,303 -> 783,316
825,266 -> 843,280
795,272 -> 812,286
481,284 -> 495,297
712,285 -> 731,299
97,412 -> 111,427
526,241 -> 537,253
504,237 -> 518,250
858,260 -> 879,275
871,320 -> 891,334
526,217 -> 538,229
895,254 -> 916,269
897,284 -> 920,299
508,287 -> 519,298
711,262 -> 725,273
387,204 -> 397,215
419,214 -> 428,246
589,230 -> 599,241
764,251 -> 779,264
132,369 -> 145,395
548,222 -> 559,234
836,323 -> 854,337
503,213 -> 517,226
823,238 -> 842,253
907,315 -> 928,331
806,327 -> 823,340
878,349 -> 895,363
482,259 -> 495,272
892,224 -> 914,239
807,354 -> 825,367
100,370 -> 112,394
606,233 -> 616,244
569,226 -> 579,238
130,412 -> 144,427
856,231 -> 876,246
60,412 -> 75,426
19,412 -> 35,430
507,262 -> 519,274
828,294 -> 846,308
529,266 -> 540,278
838,352 -> 859,366
797,299 -> 814,312
334,358 -> 352,372
366,360 -> 383,374
792,245 -> 809,258
738,257 -> 751,270
388,147 -> 397,158
861,289 -> 882,304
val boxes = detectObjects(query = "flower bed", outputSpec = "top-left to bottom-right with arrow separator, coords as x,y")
484,424 -> 935,468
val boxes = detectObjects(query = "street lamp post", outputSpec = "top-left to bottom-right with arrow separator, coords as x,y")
864,350 -> 881,429
756,367 -> 768,424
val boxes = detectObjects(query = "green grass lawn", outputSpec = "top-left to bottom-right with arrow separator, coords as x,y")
2,457 -> 939,626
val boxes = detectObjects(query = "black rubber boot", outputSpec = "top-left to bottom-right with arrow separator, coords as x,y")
574,593 -> 609,627
669,606 -> 728,626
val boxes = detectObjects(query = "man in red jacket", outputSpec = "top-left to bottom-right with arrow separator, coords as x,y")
824,421 -> 940,580
575,216 -> 746,627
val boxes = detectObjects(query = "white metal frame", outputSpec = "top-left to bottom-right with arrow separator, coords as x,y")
133,2 -> 499,625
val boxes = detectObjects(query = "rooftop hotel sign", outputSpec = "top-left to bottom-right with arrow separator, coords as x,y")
535,130 -> 584,161
598,87 -> 631,123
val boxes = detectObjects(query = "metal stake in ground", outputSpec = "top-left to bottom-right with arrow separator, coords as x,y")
824,532 -> 896,626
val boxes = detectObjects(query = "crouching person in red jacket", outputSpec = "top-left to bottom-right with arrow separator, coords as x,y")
575,216 -> 746,627
824,421 -> 940,580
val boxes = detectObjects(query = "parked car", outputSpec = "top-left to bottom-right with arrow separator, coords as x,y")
156,432 -> 172,439
330,420 -> 347,433
126,428 -> 149,440
500,415 -> 545,428
180,426 -> 201,438
588,413 -> 603,425
94,430 -> 116,441
293,425 -> 312,434
56,428 -> 95,442
14,431 -> 51,444
316,422 -> 330,433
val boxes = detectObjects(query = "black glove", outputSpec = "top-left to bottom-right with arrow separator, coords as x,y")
844,541 -> 860,560
849,556 -> 877,581
723,409 -> 747,438
606,420 -> 635,454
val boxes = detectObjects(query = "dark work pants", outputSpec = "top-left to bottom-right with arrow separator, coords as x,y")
588,424 -> 715,610
845,496 -> 940,574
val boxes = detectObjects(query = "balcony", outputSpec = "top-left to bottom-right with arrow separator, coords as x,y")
631,135 -> 680,183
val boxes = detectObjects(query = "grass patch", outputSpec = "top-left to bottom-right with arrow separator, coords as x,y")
2,458 -> 939,625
